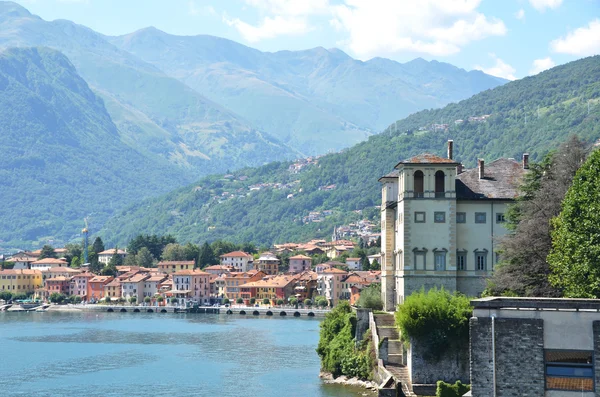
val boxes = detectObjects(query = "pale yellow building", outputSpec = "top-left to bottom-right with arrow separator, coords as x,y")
0,269 -> 43,295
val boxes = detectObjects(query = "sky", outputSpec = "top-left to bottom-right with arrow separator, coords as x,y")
13,0 -> 600,80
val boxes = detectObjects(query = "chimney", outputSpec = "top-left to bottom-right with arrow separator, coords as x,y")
447,140 -> 454,160
478,159 -> 485,179
523,153 -> 529,169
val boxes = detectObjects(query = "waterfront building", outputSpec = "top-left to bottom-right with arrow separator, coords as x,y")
380,141 -> 528,310
157,260 -> 194,274
104,279 -> 121,300
470,297 -> 600,397
5,252 -> 38,269
255,252 -> 280,275
88,276 -> 114,301
224,270 -> 266,301
171,269 -> 211,305
316,267 -> 348,306
121,273 -> 150,301
239,275 -> 297,304
38,276 -> 72,300
219,251 -> 254,272
142,274 -> 167,299
30,258 -> 68,271
98,249 -> 127,265
0,269 -> 42,294
288,254 -> 312,273
292,271 -> 318,302
41,267 -> 81,287
203,265 -> 234,275
70,272 -> 95,299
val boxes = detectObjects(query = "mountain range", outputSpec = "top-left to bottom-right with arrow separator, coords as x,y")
100,55 -> 600,247
0,0 -> 510,248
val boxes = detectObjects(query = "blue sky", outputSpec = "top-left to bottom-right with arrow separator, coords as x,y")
15,0 -> 600,79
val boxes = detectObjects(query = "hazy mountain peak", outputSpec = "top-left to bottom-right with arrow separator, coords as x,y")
0,0 -> 34,19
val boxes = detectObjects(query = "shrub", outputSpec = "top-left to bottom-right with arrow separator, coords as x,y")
144,296 -> 151,303
289,297 -> 298,306
104,296 -> 112,304
0,291 -> 12,301
276,299 -> 284,305
262,298 -> 270,305
129,297 -> 137,304
250,298 -> 256,305
70,295 -> 82,304
356,284 -> 383,310
304,299 -> 312,307
223,298 -> 230,305
395,288 -> 472,360
436,380 -> 470,397
236,298 -> 243,304
157,296 -> 164,302
49,293 -> 66,304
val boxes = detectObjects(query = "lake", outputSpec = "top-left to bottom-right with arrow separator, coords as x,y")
0,311 -> 368,397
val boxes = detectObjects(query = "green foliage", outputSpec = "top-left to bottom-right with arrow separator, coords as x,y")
370,259 -> 380,271
101,264 -> 117,277
127,234 -> 176,259
144,297 -> 151,303
156,296 -> 164,302
289,297 -> 298,306
317,302 -> 373,379
356,284 -> 383,310
136,247 -> 155,268
104,296 -> 112,304
108,248 -> 124,267
11,293 -> 29,301
436,380 -> 470,397
103,56 -> 600,247
69,295 -> 82,304
129,297 -> 137,304
262,298 -> 270,305
223,298 -> 230,305
70,256 -> 81,268
236,298 -> 243,304
39,245 -> 56,259
548,149 -> 600,297
49,293 -> 66,303
0,291 -> 12,301
315,297 -> 328,307
276,299 -> 284,305
304,299 -> 312,307
395,288 -> 472,360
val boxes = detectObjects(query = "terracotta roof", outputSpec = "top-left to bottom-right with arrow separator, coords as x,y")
147,274 -> 167,282
46,276 -> 70,282
321,267 -> 348,275
43,267 -> 81,273
124,274 -> 150,283
31,258 -> 68,265
289,255 -> 312,260
73,272 -> 95,279
157,261 -> 195,266
456,158 -> 527,200
203,265 -> 234,271
89,276 -> 113,283
379,169 -> 400,181
395,153 -> 459,166
98,249 -> 127,255
5,256 -> 37,263
174,269 -> 209,276
220,251 -> 253,258
105,280 -> 121,287
239,275 -> 296,289
346,258 -> 361,261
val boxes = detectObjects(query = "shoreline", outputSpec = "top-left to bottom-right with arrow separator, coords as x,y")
319,371 -> 378,394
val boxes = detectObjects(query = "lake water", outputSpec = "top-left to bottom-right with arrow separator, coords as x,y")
0,311 -> 368,397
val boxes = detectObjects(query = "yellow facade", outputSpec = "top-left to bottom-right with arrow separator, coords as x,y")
0,269 -> 42,295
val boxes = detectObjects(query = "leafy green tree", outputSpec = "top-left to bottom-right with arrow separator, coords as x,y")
548,149 -> 600,297
304,299 -> 312,307
250,298 -> 256,305
223,298 -> 230,305
262,298 -> 270,305
370,259 -> 380,271
162,243 -> 186,261
183,242 -> 200,264
70,255 -> 81,268
64,243 -> 83,264
108,248 -> 124,267
104,296 -> 112,304
144,296 -> 151,304
136,247 -> 155,268
123,253 -> 138,267
127,234 -> 176,259
0,291 -> 12,301
198,242 -> 217,267
39,245 -> 56,259
70,295 -> 82,304
92,237 -> 105,257
236,298 -> 243,304
129,296 -> 137,305
276,299 -> 284,305
101,264 -> 117,276
360,256 -> 370,271
157,296 -> 164,303
49,292 -> 66,303
289,297 -> 298,306
356,284 -> 383,310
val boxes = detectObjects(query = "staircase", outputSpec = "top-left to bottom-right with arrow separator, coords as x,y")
373,313 -> 416,396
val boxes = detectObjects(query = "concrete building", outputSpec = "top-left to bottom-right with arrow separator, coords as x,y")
30,258 -> 68,271
345,257 -> 362,271
142,274 -> 167,299
239,275 -> 297,304
470,297 -> 600,397
70,272 -> 95,299
316,267 -> 348,306
88,276 -> 113,301
121,273 -> 150,301
288,254 -> 312,273
219,251 -> 254,272
98,249 -> 127,265
0,269 -> 42,295
255,252 -> 280,275
173,269 -> 211,305
157,261 -> 194,274
223,270 -> 266,301
380,141 -> 528,310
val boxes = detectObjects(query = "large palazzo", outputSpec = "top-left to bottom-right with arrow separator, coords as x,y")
379,141 -> 528,311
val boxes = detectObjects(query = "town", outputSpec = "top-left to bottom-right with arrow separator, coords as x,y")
0,237 -> 382,310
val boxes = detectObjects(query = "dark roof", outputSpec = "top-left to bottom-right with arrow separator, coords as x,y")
395,153 -> 458,167
456,158 -> 526,200
378,169 -> 400,181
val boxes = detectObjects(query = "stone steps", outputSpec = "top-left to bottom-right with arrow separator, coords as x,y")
388,340 -> 403,355
378,326 -> 399,340
387,353 -> 404,365
374,313 -> 395,327
387,364 -> 416,397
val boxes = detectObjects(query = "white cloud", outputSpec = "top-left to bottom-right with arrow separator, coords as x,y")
529,57 -> 555,75
242,0 -> 330,16
551,19 -> 600,56
475,54 -> 517,80
329,0 -> 506,58
188,1 -> 216,17
515,9 -> 525,20
528,0 -> 563,12
224,15 -> 310,42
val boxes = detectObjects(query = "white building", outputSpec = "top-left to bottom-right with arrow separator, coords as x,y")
345,257 -> 362,270
121,273 -> 150,301
30,258 -> 68,271
288,254 -> 312,273
142,274 -> 167,298
219,251 -> 254,272
316,267 -> 348,306
98,249 -> 127,265
380,141 -> 528,311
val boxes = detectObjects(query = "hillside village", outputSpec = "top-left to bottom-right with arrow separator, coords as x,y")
0,238 -> 382,308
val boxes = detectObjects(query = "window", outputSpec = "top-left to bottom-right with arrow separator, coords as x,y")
457,251 -> 467,270
414,212 -> 426,223
414,171 -> 424,198
435,171 -> 445,197
496,213 -> 506,223
434,212 -> 446,223
413,248 -> 427,270
456,212 -> 466,223
475,251 -> 487,271
545,350 -> 594,391
475,212 -> 487,224
434,251 -> 446,270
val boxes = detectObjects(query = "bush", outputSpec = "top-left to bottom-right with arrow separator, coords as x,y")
276,299 -> 284,305
70,295 -> 82,304
129,297 -> 137,304
104,296 -> 112,304
289,297 -> 298,306
436,380 -> 470,397
250,298 -> 256,305
157,296 -> 164,302
263,298 -> 270,305
395,288 -> 472,360
12,293 -> 28,301
0,291 -> 12,301
49,293 -> 66,304
356,284 -> 383,310
304,299 -> 312,307
236,298 -> 243,304
223,298 -> 230,305
317,298 -> 328,308
144,296 -> 151,303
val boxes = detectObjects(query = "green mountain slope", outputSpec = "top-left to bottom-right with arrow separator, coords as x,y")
101,56 -> 600,246
0,1 -> 296,174
0,47 -> 189,247
109,27 -> 506,154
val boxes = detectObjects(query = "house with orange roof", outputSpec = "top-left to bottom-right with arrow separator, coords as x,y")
88,276 -> 114,301
293,270 -> 318,301
223,270 -> 266,301
316,266 -> 348,306
121,273 -> 150,302
289,254 -> 312,274
0,269 -> 42,295
98,249 -> 127,265
41,276 -> 71,300
41,267 -> 81,284
255,252 -> 280,275
30,258 -> 68,271
157,260 -> 194,274
70,272 -> 95,299
239,275 -> 297,304
5,252 -> 38,270
345,257 -> 362,271
172,269 -> 211,305
210,274 -> 226,302
203,264 -> 234,275
219,251 -> 254,272
104,279 -> 121,300
142,274 -> 167,299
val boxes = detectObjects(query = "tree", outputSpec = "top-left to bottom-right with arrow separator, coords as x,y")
89,236 -> 105,273
101,264 -> 117,277
49,292 -> 65,303
104,296 -> 112,304
198,242 -> 217,267
157,296 -> 164,303
136,247 -> 155,268
183,242 -> 200,264
92,237 -> 105,257
127,234 -> 176,259
39,245 -> 56,259
263,298 -> 270,305
129,296 -> 137,305
360,256 -> 370,271
236,298 -> 243,304
144,296 -> 151,304
370,259 -> 380,271
70,295 -> 82,304
123,253 -> 138,267
64,243 -> 83,264
162,243 -> 186,261
356,284 -> 383,310
548,148 -> 600,297
108,248 -> 124,267
223,298 -> 230,305
304,299 -> 312,307
250,298 -> 256,305
70,256 -> 81,268
489,136 -> 588,297
289,297 -> 298,306
0,291 -> 12,302
276,299 -> 284,306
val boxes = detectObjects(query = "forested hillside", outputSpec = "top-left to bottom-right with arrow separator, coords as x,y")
101,56 -> 600,246
0,47 -> 188,247
110,27 -> 506,154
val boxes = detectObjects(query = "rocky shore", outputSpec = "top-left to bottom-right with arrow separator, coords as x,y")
319,371 -> 378,394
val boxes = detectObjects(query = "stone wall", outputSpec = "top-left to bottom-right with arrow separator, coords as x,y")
594,321 -> 600,393
470,316 -> 544,397
354,308 -> 371,345
408,337 -> 469,386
